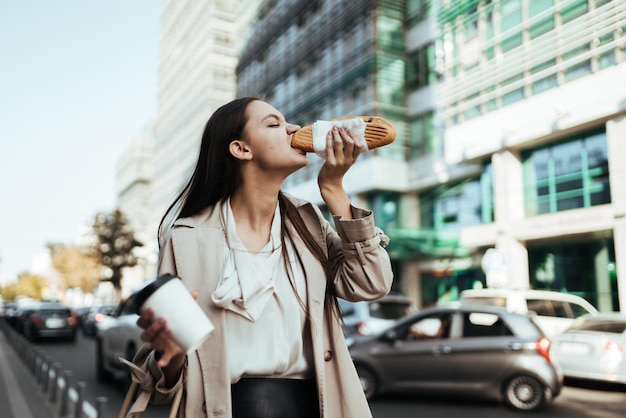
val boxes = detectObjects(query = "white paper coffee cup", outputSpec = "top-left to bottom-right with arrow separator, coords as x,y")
131,274 -> 214,353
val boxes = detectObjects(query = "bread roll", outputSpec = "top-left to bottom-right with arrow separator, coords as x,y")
292,116 -> 396,152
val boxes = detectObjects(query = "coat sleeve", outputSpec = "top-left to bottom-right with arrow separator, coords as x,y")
324,205 -> 394,302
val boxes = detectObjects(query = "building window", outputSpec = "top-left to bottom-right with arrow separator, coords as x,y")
420,171 -> 493,231
528,239 -> 618,311
407,0 -> 431,26
523,130 -> 610,216
561,0 -> 589,24
367,192 -> 400,230
409,112 -> 434,158
408,43 -> 437,90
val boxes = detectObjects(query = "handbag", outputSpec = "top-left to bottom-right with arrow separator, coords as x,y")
118,380 -> 183,418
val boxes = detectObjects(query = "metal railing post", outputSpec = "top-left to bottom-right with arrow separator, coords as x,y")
75,381 -> 86,418
96,397 -> 108,418
50,362 -> 62,404
58,370 -> 73,418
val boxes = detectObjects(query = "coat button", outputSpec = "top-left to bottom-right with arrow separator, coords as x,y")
324,350 -> 334,361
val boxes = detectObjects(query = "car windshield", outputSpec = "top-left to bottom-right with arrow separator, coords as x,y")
570,319 -> 626,334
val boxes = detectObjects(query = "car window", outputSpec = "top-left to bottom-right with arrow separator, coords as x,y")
526,299 -> 554,316
568,302 -> 592,318
405,314 -> 452,340
462,312 -> 514,337
551,301 -> 571,318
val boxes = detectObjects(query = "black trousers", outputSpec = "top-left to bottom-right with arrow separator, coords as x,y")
231,378 -> 320,418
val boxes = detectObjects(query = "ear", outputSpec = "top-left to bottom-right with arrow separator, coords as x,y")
229,140 -> 253,161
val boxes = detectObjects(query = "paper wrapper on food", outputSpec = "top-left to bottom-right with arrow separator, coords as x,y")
292,116 -> 396,159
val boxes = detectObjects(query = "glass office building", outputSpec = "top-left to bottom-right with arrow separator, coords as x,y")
233,0 -> 626,310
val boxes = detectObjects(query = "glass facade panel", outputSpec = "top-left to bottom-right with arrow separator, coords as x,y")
409,111 -> 434,157
420,172 -> 492,230
407,0 -> 431,26
501,0 -> 522,31
408,43 -> 436,90
561,0 -> 589,24
524,130 -> 611,216
529,239 -> 619,311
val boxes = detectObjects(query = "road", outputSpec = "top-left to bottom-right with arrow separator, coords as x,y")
35,333 -> 625,418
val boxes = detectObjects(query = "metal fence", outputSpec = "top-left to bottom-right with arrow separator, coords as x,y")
1,320 -> 108,418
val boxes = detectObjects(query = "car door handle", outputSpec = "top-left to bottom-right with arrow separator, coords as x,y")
432,345 -> 452,355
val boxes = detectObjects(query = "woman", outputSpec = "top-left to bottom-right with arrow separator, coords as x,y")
131,97 -> 393,418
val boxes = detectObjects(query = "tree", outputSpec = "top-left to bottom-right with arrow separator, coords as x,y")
0,273 -> 47,300
47,243 -> 101,293
91,209 -> 143,296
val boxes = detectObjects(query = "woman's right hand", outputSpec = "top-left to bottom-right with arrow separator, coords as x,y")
137,307 -> 186,369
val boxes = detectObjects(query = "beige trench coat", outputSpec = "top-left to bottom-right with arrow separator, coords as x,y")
132,196 -> 393,418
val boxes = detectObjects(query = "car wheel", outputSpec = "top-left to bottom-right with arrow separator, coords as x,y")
356,365 -> 378,400
503,375 -> 546,411
95,339 -> 112,383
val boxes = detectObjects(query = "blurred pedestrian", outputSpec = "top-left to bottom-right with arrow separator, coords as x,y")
131,97 -> 393,418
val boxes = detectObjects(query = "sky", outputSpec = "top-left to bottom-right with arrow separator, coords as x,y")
0,1 -> 161,281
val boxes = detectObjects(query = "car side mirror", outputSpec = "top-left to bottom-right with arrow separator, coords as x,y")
382,329 -> 398,342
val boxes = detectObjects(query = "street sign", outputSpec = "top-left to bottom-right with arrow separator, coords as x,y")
481,248 -> 508,288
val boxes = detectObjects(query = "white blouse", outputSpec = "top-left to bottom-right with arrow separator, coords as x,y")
211,199 -> 313,383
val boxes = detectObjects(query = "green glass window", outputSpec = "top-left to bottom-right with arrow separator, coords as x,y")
367,192 -> 400,230
599,51 -> 616,69
407,0 -> 431,26
523,130 -> 610,216
407,43 -> 437,90
501,0 -> 522,32
529,239 -> 618,311
531,59 -> 557,94
529,0 -> 553,16
409,112 -> 434,158
502,32 -> 523,52
561,0 -> 589,24
502,73 -> 524,105
420,170 -> 493,230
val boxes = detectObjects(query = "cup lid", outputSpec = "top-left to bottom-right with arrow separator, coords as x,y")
128,273 -> 178,314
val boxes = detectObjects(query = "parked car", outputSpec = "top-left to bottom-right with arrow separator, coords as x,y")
13,302 -> 41,334
459,288 -> 598,337
551,313 -> 626,386
348,306 -> 563,411
339,294 -> 417,337
95,299 -> 143,384
82,303 -> 117,337
22,302 -> 78,342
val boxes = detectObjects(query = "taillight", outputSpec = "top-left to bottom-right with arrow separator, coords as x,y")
356,322 -> 371,336
536,337 -> 552,363
604,340 -> 624,359
95,313 -> 105,322
69,311 -> 78,326
30,315 -> 42,326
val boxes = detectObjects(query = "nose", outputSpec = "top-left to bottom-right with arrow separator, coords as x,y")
287,123 -> 301,134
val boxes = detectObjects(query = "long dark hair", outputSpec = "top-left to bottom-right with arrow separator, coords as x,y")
158,96 -> 261,243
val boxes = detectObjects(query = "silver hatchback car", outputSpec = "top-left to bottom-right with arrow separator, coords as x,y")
348,306 -> 563,411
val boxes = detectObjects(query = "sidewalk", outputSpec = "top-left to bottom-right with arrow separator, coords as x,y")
0,323 -> 55,418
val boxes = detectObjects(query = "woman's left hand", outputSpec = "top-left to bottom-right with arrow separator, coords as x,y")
317,126 -> 362,219
318,126 -> 362,189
